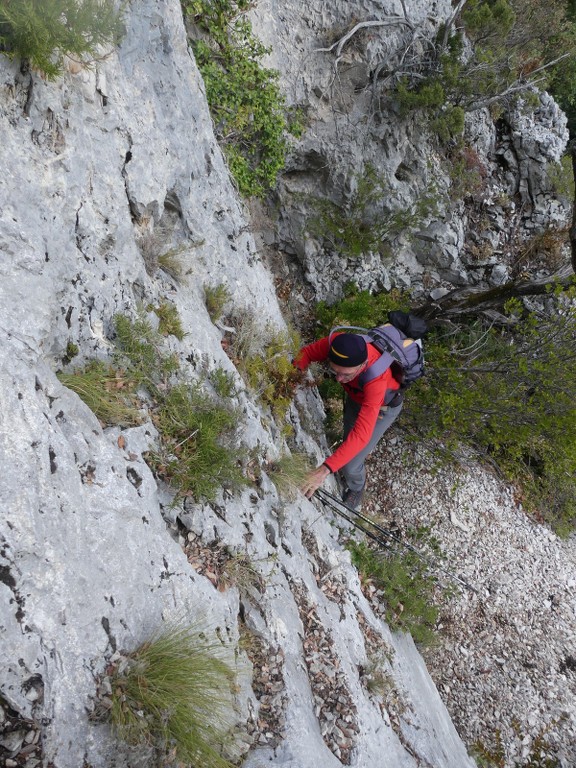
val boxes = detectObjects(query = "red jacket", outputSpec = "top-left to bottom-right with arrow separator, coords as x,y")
294,335 -> 400,472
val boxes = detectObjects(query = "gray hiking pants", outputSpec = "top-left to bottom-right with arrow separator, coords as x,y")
341,397 -> 403,492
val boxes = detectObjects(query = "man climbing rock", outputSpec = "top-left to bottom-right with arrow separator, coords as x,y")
294,331 -> 404,509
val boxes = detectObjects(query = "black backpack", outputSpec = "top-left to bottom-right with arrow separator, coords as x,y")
329,311 -> 428,392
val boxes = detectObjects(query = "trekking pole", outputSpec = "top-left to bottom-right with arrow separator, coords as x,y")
315,487 -> 478,594
315,489 -> 396,552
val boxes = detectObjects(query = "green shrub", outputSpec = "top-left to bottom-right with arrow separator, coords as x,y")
205,283 -> 231,323
0,0 -> 124,79
186,0 -> 287,197
105,621 -> 237,768
209,365 -> 238,398
393,0 -> 576,139
349,538 -> 441,645
314,287 -> 576,534
148,382 -> 245,499
406,296 -> 576,535
57,361 -> 141,426
394,55 -> 466,144
315,284 -> 411,332
306,165 -> 440,259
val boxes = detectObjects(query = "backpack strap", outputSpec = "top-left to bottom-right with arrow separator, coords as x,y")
358,350 -> 394,385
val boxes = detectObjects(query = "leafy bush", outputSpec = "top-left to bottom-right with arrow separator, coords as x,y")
349,539 -> 441,645
410,296 -> 576,535
148,383 -> 245,499
57,361 -> 141,426
0,0 -> 124,79
315,284 -> 411,332
186,0 -> 287,197
104,622 -> 237,768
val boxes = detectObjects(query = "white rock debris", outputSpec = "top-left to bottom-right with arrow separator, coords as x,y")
366,432 -> 576,767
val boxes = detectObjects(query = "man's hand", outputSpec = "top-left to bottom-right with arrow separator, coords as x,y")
301,464 -> 331,499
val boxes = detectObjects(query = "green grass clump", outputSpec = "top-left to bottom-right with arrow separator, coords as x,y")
107,622 -> 237,768
57,361 -> 141,426
149,383 -> 245,499
153,301 -> 185,340
186,0 -> 287,197
63,313 -> 247,501
114,313 -> 246,500
349,539 -> 441,646
0,0 -> 124,79
266,452 -> 313,500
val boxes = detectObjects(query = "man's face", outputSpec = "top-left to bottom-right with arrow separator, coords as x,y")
329,361 -> 366,383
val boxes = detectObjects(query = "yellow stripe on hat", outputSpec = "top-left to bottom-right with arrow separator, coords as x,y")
331,346 -> 349,359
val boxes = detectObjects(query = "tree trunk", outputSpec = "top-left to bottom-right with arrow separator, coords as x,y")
415,266 -> 574,321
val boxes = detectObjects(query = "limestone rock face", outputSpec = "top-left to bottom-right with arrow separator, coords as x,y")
0,2 -> 476,768
250,0 -> 570,299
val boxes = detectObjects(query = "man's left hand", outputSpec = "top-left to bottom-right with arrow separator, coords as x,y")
301,464 -> 331,499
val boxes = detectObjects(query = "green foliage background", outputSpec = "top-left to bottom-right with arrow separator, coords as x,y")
394,0 -> 576,138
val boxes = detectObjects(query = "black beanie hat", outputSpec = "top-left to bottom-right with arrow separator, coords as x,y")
328,334 -> 368,367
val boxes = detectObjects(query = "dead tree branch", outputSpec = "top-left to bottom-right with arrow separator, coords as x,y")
314,18 -> 414,60
415,266 -> 575,321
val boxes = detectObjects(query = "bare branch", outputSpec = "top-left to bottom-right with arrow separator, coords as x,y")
314,18 -> 414,60
466,79 -> 548,111
441,0 -> 469,49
